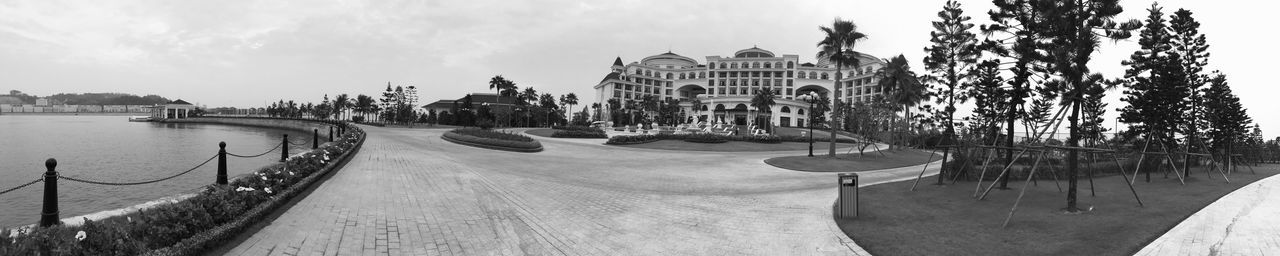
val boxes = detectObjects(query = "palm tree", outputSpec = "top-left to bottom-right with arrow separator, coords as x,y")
624,99 -> 638,125
690,98 -> 704,123
333,94 -> 351,121
354,94 -> 375,122
590,102 -> 601,121
607,98 -> 622,125
817,18 -> 868,156
563,93 -> 579,121
520,87 -> 538,126
750,89 -> 778,132
876,54 -> 927,148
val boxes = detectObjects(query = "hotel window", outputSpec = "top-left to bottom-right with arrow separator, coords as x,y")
666,73 -> 672,79
821,73 -> 829,80
809,72 -> 817,78
666,89 -> 672,95
740,88 -> 748,95
719,80 -> 725,86
752,62 -> 760,68
764,80 -> 771,86
614,84 -> 621,89
700,72 -> 706,78
798,72 -> 806,79
666,82 -> 672,87
720,63 -> 727,69
679,73 -> 686,79
787,80 -> 793,86
625,92 -> 632,98
729,88 -> 737,95
730,63 -> 738,69
635,69 -> 642,75
709,63 -> 716,69
786,88 -> 793,95
614,90 -> 621,97
775,62 -> 782,69
645,70 -> 651,77
708,88 -> 715,94
787,61 -> 795,68
764,62 -> 771,68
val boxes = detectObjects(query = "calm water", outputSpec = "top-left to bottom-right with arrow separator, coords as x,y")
0,115 -> 307,228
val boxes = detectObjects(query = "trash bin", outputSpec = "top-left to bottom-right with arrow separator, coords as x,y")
838,173 -> 858,218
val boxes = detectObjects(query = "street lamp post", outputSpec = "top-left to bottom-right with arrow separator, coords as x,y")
800,92 -> 818,157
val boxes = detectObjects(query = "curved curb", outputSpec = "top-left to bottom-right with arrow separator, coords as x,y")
442,132 -> 543,153
146,123 -> 367,256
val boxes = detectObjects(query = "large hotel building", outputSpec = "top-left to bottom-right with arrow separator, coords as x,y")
592,46 -> 885,127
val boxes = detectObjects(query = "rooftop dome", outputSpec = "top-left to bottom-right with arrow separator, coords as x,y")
641,51 -> 698,67
733,46 -> 774,58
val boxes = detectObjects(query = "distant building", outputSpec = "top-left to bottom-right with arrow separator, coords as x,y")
422,93 -> 518,115
150,99 -> 197,119
35,98 -> 49,106
592,47 -> 885,127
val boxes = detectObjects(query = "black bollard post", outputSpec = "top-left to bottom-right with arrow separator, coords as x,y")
281,134 -> 289,162
40,158 -> 59,227
217,142 -> 228,185
312,129 -> 319,149
329,126 -> 334,142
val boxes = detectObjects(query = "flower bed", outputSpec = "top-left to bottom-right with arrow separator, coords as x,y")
0,122 -> 366,256
681,133 -> 729,144
605,133 -> 853,145
550,127 -> 607,139
605,134 -> 660,145
442,128 -> 542,152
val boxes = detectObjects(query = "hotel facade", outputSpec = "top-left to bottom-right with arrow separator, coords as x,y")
592,47 -> 886,127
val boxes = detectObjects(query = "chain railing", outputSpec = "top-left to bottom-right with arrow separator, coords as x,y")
0,176 -> 43,196
1,118 -> 354,227
58,153 -> 218,186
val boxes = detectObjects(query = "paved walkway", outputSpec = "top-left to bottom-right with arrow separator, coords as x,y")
225,126 -> 939,255
1135,165 -> 1280,256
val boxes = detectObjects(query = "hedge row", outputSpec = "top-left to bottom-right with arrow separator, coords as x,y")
443,129 -> 543,152
551,129 -> 607,139
0,122 -> 366,256
551,126 -> 601,132
449,128 -> 534,142
606,133 -> 854,145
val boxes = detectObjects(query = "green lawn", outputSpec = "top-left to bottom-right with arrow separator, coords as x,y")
837,164 -> 1280,256
615,140 -> 856,152
525,128 -> 556,138
764,149 -> 937,172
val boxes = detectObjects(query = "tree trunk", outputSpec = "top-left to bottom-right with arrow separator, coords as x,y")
1001,103 -> 1015,189
1066,81 -> 1082,213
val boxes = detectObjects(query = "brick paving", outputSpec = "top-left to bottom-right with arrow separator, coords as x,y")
224,126 -> 939,255
1135,165 -> 1280,256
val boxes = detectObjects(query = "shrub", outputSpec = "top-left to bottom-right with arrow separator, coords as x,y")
476,119 -> 495,129
682,133 -> 729,144
0,123 -> 365,255
443,129 -> 542,151
551,129 -> 607,139
551,126 -> 600,132
351,116 -> 364,122
450,128 -> 534,142
743,135 -> 783,144
606,135 -> 659,145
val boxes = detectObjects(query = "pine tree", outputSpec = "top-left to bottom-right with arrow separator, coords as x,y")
1202,72 -> 1251,156
1168,8 -> 1211,173
1119,3 -> 1186,181
1034,0 -> 1141,212
923,0 -> 980,184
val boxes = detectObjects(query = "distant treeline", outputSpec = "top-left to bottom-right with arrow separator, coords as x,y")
7,91 -> 171,105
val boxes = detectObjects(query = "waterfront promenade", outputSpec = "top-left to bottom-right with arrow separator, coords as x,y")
1135,164 -> 1280,256
223,125 -> 938,255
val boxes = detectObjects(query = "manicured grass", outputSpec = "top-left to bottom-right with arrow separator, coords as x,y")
526,128 -> 557,138
615,140 -> 855,152
764,150 -> 937,172
837,164 -> 1280,256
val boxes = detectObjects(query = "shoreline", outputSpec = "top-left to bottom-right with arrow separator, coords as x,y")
0,112 -> 143,116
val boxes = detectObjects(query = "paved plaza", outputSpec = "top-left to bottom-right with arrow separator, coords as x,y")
1136,165 -> 1280,256
223,126 -> 939,255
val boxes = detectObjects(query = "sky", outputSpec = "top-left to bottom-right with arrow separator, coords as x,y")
0,0 -> 1275,138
